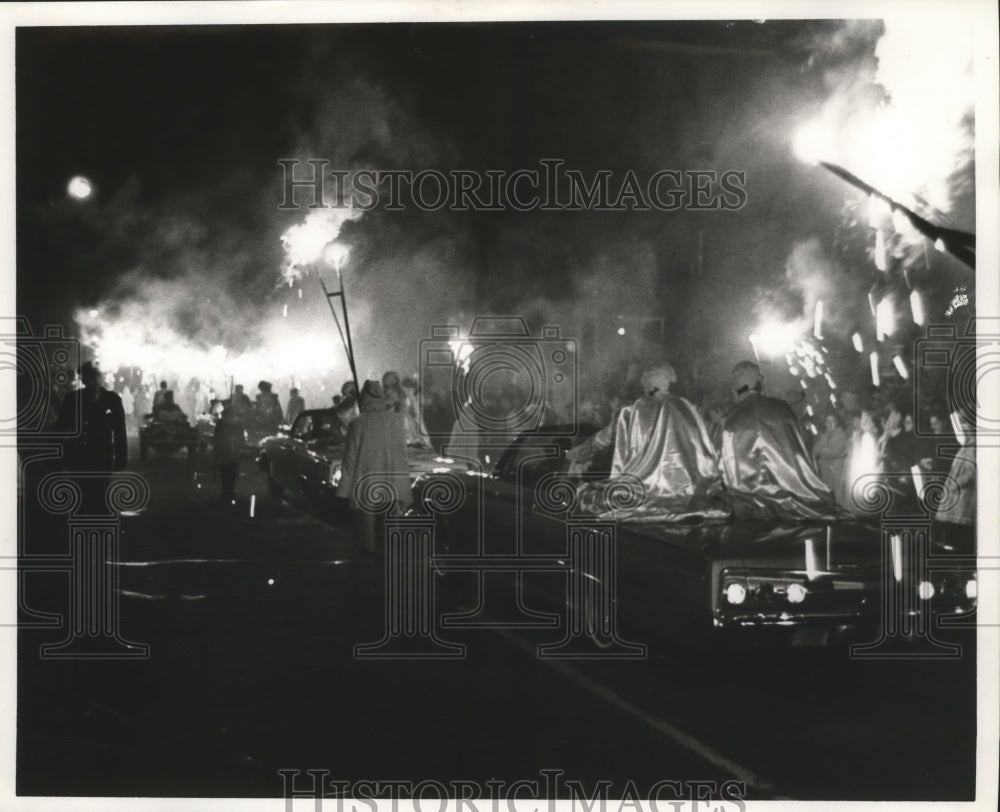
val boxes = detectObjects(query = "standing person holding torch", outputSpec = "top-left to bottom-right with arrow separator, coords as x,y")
213,401 -> 245,506
336,381 -> 410,594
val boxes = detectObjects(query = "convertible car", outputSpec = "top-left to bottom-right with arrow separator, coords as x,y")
416,429 -> 977,649
256,408 -> 468,502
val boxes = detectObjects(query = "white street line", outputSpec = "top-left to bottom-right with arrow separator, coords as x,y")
493,626 -> 783,796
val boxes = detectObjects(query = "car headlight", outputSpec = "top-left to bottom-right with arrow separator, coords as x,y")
786,583 -> 807,604
724,583 -> 747,605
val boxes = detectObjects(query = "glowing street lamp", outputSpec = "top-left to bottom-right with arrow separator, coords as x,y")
67,175 -> 93,201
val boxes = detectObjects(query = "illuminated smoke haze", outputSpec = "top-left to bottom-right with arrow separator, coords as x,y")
14,19 -> 977,412
751,16 -> 976,396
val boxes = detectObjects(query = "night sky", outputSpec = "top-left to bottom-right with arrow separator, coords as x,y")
14,19 -> 977,397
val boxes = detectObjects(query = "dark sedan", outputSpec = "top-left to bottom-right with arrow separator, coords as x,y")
256,408 -> 469,502
419,430 -> 977,649
138,411 -> 199,461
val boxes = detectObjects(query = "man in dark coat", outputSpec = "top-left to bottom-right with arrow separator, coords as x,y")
213,401 -> 245,505
286,387 -> 306,424
335,380 -> 360,435
56,361 -> 128,473
230,384 -> 252,420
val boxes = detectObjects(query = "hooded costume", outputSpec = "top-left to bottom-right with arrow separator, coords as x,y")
576,364 -> 728,523
715,365 -> 842,521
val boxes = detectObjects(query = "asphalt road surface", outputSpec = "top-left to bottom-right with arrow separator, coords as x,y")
15,434 -> 977,802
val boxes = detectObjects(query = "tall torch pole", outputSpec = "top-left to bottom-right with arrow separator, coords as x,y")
338,260 -> 361,395
817,161 -> 976,270
319,256 -> 360,396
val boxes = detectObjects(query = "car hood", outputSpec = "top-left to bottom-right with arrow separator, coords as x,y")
405,445 -> 469,477
625,515 -> 883,571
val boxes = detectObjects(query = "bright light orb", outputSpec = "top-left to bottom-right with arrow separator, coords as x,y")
786,583 -> 807,604
793,121 -> 835,165
323,241 -> 351,270
753,320 -> 800,358
724,583 -> 747,605
67,175 -> 93,200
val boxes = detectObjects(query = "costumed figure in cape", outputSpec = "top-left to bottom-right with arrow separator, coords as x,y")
714,361 -> 844,521
575,362 -> 728,523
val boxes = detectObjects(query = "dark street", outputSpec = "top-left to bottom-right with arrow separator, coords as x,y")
16,436 -> 976,801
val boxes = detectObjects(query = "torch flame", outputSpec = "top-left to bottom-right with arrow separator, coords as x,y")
875,297 -> 895,341
909,290 -> 925,325
280,208 -> 362,285
793,121 -> 835,165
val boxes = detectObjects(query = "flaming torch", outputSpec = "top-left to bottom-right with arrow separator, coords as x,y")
799,150 -> 976,270
279,207 -> 362,395
318,243 -> 360,396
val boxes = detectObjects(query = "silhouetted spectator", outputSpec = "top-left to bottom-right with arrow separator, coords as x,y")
935,414 -> 976,549
255,380 -> 284,427
286,387 -> 306,424
152,380 -> 168,410
813,412 -> 849,504
55,361 -> 127,473
153,390 -> 185,420
231,384 -> 252,419
133,383 -> 150,423
335,380 -> 360,433
213,402 -> 244,505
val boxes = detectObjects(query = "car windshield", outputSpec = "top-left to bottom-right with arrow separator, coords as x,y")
313,413 -> 341,440
290,414 -> 313,438
288,411 -> 343,442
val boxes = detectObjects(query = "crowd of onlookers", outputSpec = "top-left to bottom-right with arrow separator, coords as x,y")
40,358 -> 975,536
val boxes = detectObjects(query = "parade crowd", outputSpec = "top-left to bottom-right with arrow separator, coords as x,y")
44,352 -> 976,552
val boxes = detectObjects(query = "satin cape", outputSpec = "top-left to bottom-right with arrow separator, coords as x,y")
576,394 -> 729,523
715,394 -> 843,521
